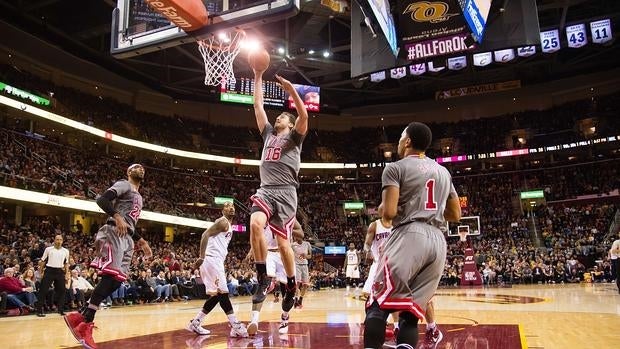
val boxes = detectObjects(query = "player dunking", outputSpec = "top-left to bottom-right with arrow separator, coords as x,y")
186,201 -> 248,337
291,234 -> 312,308
246,221 -> 303,335
363,122 -> 461,349
64,164 -> 153,349
249,69 -> 308,317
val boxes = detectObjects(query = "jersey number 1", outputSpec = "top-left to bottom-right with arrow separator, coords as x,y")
425,179 -> 437,210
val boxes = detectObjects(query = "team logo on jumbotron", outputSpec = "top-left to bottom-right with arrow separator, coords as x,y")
404,1 -> 459,23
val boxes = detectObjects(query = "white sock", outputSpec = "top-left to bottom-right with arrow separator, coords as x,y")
281,312 -> 289,322
227,313 -> 238,325
346,285 -> 350,293
251,310 -> 260,324
427,321 -> 436,330
193,310 -> 206,323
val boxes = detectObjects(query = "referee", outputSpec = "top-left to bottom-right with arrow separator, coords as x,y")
36,234 -> 70,317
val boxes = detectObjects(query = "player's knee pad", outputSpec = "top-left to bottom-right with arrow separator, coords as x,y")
90,275 -> 121,305
365,300 -> 388,321
364,300 -> 391,348
218,293 -> 233,314
396,311 -> 419,345
202,294 -> 220,313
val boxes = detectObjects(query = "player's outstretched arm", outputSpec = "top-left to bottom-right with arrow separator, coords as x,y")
276,74 -> 308,136
253,69 -> 269,133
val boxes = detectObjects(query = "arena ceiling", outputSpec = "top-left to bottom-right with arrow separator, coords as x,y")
1,0 -> 619,114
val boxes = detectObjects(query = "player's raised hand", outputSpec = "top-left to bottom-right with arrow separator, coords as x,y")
113,213 -> 128,237
275,74 -> 294,92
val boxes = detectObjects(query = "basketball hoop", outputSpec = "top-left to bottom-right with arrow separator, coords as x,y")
198,29 -> 246,86
458,230 -> 469,242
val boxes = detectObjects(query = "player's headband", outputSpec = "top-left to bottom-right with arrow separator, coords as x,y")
127,163 -> 143,172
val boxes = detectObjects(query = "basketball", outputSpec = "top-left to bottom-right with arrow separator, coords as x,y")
248,49 -> 270,72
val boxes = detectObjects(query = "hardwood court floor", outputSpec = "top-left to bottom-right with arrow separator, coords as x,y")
1,283 -> 618,348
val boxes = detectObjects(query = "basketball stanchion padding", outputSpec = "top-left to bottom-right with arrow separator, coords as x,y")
145,0 -> 209,32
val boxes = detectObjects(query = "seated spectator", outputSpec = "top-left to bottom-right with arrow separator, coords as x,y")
227,273 -> 239,296
136,270 -> 155,303
153,270 -> 171,302
0,267 -> 36,314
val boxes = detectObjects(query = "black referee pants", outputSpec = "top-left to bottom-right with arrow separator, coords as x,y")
614,259 -> 620,293
36,267 -> 66,310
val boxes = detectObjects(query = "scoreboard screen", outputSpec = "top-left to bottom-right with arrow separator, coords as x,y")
220,78 -> 320,112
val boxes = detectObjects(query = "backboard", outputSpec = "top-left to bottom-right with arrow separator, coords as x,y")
111,0 -> 300,58
446,216 -> 481,237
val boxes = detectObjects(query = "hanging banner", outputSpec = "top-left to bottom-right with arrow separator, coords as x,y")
517,45 -> 536,57
448,56 -> 468,70
435,80 -> 521,100
427,60 -> 446,72
566,23 -> 587,48
370,71 -> 386,82
590,19 -> 612,44
493,48 -> 515,63
409,63 -> 427,76
540,29 -> 560,53
473,52 -> 492,66
390,66 -> 407,79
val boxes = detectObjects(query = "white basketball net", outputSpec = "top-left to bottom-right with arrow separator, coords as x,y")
458,231 -> 469,242
198,30 -> 246,87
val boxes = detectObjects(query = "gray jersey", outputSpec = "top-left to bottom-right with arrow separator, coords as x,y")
382,155 -> 457,229
292,241 -> 312,265
259,123 -> 304,188
109,180 -> 143,232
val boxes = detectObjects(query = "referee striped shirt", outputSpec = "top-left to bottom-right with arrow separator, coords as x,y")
42,246 -> 70,268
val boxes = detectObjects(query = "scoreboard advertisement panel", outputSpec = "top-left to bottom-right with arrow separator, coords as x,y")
220,78 -> 320,112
